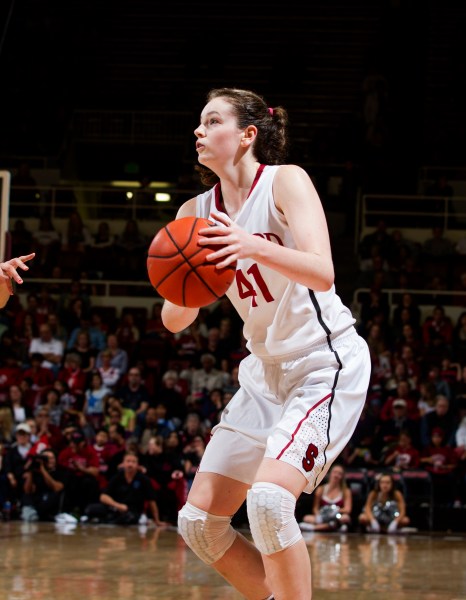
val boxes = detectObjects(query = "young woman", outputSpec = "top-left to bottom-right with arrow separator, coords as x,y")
161,88 -> 371,600
299,463 -> 353,532
359,472 -> 410,533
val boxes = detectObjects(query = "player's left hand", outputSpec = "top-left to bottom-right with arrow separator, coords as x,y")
198,212 -> 258,268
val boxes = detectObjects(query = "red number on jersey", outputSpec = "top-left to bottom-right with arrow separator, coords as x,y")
235,263 -> 274,307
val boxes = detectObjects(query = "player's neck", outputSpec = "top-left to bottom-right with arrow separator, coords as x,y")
217,162 -> 264,218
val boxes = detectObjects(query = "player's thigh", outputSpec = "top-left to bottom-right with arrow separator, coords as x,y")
188,471 -> 250,516
254,457 -> 308,498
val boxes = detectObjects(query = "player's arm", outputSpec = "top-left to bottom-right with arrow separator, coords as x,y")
198,165 -> 334,291
161,198 -> 200,333
0,253 -> 35,308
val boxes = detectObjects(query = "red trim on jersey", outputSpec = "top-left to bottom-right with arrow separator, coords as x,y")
214,183 -> 223,212
249,164 -> 266,196
276,392 -> 332,459
214,164 -> 266,214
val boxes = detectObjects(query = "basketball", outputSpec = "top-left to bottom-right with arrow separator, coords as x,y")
147,216 -> 237,308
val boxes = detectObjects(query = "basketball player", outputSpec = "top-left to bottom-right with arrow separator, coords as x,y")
161,89 -> 370,600
0,253 -> 35,308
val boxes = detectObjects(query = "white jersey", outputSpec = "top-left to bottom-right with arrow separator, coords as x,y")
196,164 -> 356,361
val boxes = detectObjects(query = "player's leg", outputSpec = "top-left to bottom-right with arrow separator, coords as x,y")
246,331 -> 371,599
248,459 -> 312,599
179,471 -> 272,600
178,355 -> 283,598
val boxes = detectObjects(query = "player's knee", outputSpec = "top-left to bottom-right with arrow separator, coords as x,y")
246,482 -> 302,556
177,502 -> 236,565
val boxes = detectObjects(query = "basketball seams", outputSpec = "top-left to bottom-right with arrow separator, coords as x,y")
150,218 -> 217,291
166,217 -> 201,253
182,262 -> 236,305
147,216 -> 236,307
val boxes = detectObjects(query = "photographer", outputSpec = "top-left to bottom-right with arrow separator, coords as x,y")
21,449 -> 67,521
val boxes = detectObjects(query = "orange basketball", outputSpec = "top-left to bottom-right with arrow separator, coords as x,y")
147,216 -> 237,308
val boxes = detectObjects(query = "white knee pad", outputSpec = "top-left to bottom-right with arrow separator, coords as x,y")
247,482 -> 302,555
177,502 -> 237,565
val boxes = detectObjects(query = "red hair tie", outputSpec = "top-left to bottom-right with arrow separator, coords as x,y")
268,107 -> 274,116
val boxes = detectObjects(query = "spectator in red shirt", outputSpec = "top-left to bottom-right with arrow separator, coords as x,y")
58,429 -> 100,515
92,428 -> 114,489
422,305 -> 453,364
0,357 -> 22,404
57,353 -> 87,404
377,398 -> 421,457
384,430 -> 420,472
105,423 -> 128,480
21,353 -> 55,406
420,427 -> 458,507
30,407 -> 65,455
380,380 -> 420,422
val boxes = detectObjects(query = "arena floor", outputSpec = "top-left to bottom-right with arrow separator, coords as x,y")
1,522 -> 465,599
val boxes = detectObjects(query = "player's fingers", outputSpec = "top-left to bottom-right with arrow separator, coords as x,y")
214,254 -> 238,269
199,224 -> 230,237
198,233 -> 229,244
209,212 -> 232,226
14,259 -> 30,271
1,263 -> 25,284
18,253 -> 35,263
206,241 -> 239,261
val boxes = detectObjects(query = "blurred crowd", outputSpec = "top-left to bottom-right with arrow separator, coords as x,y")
0,209 -> 465,530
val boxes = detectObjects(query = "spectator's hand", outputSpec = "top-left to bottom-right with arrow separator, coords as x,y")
7,473 -> 17,488
172,470 -> 184,479
71,459 -> 84,471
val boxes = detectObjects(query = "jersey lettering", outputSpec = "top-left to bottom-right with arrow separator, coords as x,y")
302,443 -> 318,472
235,263 -> 274,307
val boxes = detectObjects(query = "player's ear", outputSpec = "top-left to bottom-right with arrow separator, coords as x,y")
241,125 -> 257,146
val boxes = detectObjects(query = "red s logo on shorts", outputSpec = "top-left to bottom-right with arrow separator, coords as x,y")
302,443 -> 319,472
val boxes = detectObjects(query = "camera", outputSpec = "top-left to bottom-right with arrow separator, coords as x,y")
29,454 -> 48,471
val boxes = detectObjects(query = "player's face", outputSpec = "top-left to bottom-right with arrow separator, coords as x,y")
194,98 -> 243,167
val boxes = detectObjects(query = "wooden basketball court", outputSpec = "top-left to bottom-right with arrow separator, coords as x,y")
1,522 -> 465,599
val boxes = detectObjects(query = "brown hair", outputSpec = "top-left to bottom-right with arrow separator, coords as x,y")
196,87 -> 289,186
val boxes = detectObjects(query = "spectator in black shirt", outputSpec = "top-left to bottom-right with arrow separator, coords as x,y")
83,451 -> 166,525
116,366 -> 151,415
21,448 -> 67,521
420,395 -> 456,449
2,423 -> 33,512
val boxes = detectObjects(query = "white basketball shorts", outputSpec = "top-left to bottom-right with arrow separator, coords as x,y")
198,329 -> 370,494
